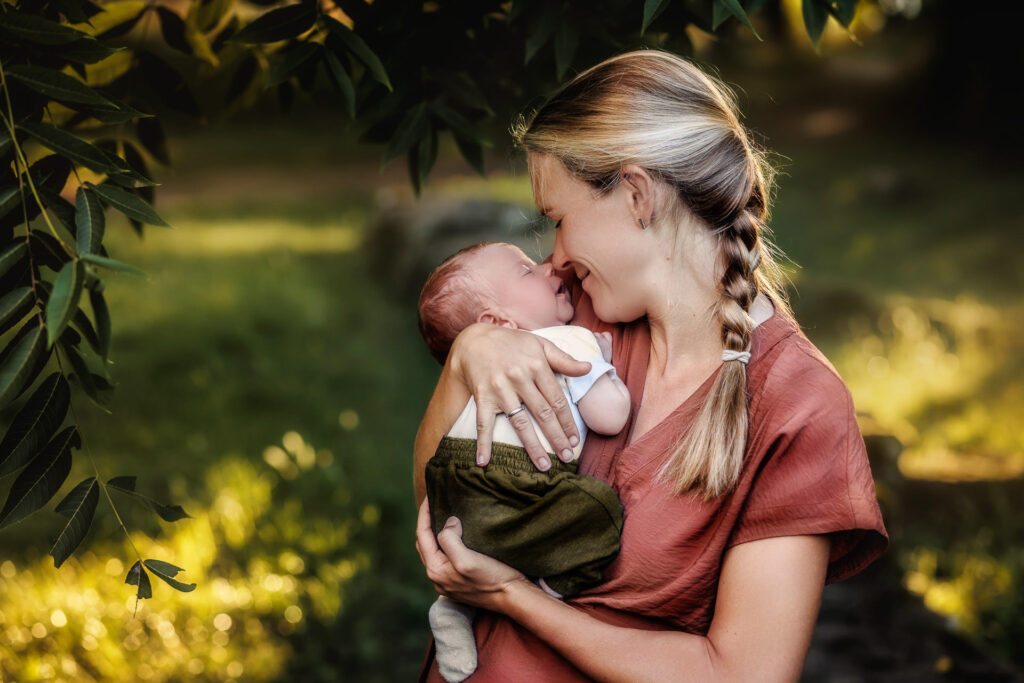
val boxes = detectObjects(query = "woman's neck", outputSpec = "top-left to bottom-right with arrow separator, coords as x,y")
645,298 -> 722,383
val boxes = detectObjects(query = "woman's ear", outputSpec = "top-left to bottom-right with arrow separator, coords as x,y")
478,311 -> 519,329
619,164 -> 659,227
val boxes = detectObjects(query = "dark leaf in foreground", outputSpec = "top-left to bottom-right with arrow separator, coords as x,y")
108,476 -> 191,522
0,321 -> 46,412
0,426 -> 78,530
232,2 -> 315,44
46,260 -> 85,348
144,559 -> 196,592
50,476 -> 99,567
0,373 -> 70,478
125,561 -> 153,600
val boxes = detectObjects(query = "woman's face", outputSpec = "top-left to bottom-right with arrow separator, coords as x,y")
530,154 -> 655,323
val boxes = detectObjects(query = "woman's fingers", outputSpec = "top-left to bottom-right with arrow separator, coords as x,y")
473,394 -> 498,467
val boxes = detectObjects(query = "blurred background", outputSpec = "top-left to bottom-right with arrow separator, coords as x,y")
1,0 -> 1022,681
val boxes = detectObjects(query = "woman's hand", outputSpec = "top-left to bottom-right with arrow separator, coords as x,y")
449,323 -> 592,470
416,498 -> 532,611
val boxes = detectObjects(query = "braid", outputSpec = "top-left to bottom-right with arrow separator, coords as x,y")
717,209 -> 762,355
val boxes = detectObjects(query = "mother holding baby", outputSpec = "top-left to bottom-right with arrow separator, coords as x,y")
414,50 -> 887,682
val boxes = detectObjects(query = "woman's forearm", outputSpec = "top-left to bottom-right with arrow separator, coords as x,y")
414,361 -> 471,506
491,535 -> 829,683
497,582 -> 716,683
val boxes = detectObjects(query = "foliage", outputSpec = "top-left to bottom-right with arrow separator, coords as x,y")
0,0 -> 863,602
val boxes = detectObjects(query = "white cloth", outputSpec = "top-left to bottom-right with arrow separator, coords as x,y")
445,325 -> 617,460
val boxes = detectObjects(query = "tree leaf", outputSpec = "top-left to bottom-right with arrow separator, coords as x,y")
409,124 -> 437,196
89,289 -> 110,360
454,135 -> 485,177
429,103 -> 489,146
266,41 -> 319,88
89,183 -> 169,227
232,2 -> 316,44
0,426 -> 78,530
156,6 -> 192,56
0,373 -> 70,479
717,0 -> 762,40
524,5 -> 558,64
50,476 -> 99,567
0,11 -> 86,45
382,103 -> 428,165
108,476 -> 191,522
0,243 -> 29,280
0,322 -> 46,412
60,37 -> 124,64
144,559 -> 196,592
802,0 -> 829,48
830,0 -> 857,25
5,65 -> 116,107
75,187 -> 105,256
0,287 -> 34,337
36,186 -> 78,233
0,187 -> 22,222
71,307 -> 103,358
79,253 -> 146,277
322,16 -> 392,91
125,561 -> 153,599
322,48 -> 356,119
641,0 -> 671,35
225,55 -> 258,106
46,260 -> 85,349
18,121 -> 121,175
59,340 -> 111,412
135,118 -> 170,165
553,25 -> 579,80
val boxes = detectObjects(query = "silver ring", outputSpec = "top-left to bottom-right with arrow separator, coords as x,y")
506,404 -> 527,418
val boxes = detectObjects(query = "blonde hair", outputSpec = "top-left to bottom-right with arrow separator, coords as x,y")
514,50 -> 790,500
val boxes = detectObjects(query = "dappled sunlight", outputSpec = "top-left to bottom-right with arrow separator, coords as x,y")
0,432 -> 374,683
831,295 -> 1023,480
117,220 -> 362,257
905,546 -> 1019,638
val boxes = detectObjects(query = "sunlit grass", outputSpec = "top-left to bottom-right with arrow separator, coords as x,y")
826,295 -> 1024,480
0,440 -> 374,682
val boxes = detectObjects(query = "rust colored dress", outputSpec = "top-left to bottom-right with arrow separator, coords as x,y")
421,278 -> 888,682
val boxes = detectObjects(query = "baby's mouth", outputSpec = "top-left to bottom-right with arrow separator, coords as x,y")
556,282 -> 568,296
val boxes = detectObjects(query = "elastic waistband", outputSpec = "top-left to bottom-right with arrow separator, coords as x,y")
431,436 -> 578,475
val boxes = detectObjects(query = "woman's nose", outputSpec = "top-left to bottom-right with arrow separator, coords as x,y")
551,236 -> 570,271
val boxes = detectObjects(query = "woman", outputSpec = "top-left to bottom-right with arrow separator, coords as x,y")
414,50 -> 887,682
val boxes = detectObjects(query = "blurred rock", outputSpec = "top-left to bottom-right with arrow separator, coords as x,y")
365,198 -> 550,303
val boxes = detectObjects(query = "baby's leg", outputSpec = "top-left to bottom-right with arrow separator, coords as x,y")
429,596 -> 478,682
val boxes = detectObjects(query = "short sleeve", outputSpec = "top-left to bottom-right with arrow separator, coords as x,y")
729,366 -> 888,584
531,326 -> 617,403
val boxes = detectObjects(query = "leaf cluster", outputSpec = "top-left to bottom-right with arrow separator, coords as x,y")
1,0 -> 188,601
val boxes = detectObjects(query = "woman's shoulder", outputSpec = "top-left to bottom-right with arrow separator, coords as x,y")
749,312 -> 856,425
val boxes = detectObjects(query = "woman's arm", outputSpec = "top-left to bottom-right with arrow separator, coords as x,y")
413,361 -> 471,506
417,500 -> 829,682
432,323 -> 592,470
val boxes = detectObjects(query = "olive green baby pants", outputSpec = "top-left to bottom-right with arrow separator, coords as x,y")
425,436 -> 623,598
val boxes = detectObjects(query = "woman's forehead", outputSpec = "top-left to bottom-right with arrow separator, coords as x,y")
528,153 -> 557,213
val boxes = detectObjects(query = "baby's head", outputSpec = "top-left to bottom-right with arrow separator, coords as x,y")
418,242 -> 574,364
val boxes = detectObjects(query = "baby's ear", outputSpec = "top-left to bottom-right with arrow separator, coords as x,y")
478,311 -> 518,329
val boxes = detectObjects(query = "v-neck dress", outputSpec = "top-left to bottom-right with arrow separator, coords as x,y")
421,274 -> 888,682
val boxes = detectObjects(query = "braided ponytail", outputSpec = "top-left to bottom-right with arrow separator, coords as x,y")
516,50 -> 791,499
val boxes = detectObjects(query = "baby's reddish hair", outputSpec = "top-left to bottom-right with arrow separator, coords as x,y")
417,242 -> 495,365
